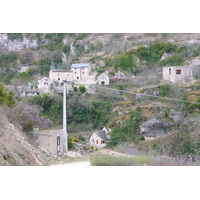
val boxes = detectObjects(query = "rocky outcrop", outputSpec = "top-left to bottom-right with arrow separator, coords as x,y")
168,110 -> 183,125
139,118 -> 170,137
0,34 -> 38,51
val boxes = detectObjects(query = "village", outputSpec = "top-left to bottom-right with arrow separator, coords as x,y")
15,60 -> 200,157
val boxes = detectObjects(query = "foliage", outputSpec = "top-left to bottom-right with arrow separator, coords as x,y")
17,72 -> 34,85
63,44 -> 70,54
74,33 -> 88,41
79,85 -> 86,93
157,84 -> 171,97
68,137 -> 73,149
27,94 -> 63,124
7,33 -> 23,41
45,33 -> 65,43
96,67 -> 106,74
133,41 -> 177,63
67,99 -> 112,130
155,133 -> 199,156
0,82 -> 15,107
34,54 -> 62,75
108,107 -> 145,147
160,53 -> 185,66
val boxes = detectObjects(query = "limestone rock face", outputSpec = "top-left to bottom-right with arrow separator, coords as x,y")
139,118 -> 169,137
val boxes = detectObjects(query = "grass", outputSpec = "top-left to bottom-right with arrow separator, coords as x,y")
90,152 -> 148,166
89,148 -> 200,166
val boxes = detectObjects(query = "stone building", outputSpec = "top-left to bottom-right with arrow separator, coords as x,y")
163,66 -> 193,83
49,63 -> 96,85
96,72 -> 110,85
33,127 -> 64,155
89,130 -> 109,149
21,88 -> 40,97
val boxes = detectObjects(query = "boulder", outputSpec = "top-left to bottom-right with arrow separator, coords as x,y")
139,118 -> 169,137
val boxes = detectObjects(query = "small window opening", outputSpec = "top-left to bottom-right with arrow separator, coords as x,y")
169,68 -> 171,75
176,69 -> 181,75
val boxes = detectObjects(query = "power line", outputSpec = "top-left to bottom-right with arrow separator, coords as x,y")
94,85 -> 200,105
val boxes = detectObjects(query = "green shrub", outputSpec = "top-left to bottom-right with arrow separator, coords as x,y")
7,33 -> 23,41
0,82 -> 16,107
79,85 -> 86,93
157,84 -> 171,97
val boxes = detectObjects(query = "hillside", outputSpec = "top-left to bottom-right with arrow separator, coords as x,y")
0,107 -> 44,165
1,33 -> 200,165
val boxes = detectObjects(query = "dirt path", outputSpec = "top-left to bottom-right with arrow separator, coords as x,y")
51,161 -> 90,166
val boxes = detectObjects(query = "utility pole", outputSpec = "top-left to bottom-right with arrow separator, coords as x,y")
63,81 -> 68,152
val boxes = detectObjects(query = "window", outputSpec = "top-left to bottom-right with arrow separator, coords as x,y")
169,68 -> 171,75
75,72 -> 76,74
83,71 -> 84,74
96,140 -> 98,144
77,77 -> 79,79
57,136 -> 60,145
92,139 -> 94,143
58,78 -> 60,80
176,69 -> 181,74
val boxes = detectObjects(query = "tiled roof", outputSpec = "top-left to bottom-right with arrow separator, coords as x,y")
95,130 -> 107,140
71,63 -> 90,68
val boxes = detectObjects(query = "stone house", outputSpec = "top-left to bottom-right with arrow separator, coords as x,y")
33,127 -> 63,155
96,72 -> 110,85
38,76 -> 51,92
49,63 -> 96,85
21,88 -> 40,97
89,130 -> 109,149
163,66 -> 193,83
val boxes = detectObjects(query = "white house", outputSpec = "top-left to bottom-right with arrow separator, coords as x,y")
96,72 -> 110,85
38,76 -> 51,92
163,66 -> 193,83
89,130 -> 109,149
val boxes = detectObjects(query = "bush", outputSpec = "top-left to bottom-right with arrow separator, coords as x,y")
157,84 -> 171,97
79,85 -> 86,93
0,82 -> 16,107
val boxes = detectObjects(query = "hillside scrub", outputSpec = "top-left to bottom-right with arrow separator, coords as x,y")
108,107 -> 145,147
0,82 -> 15,107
